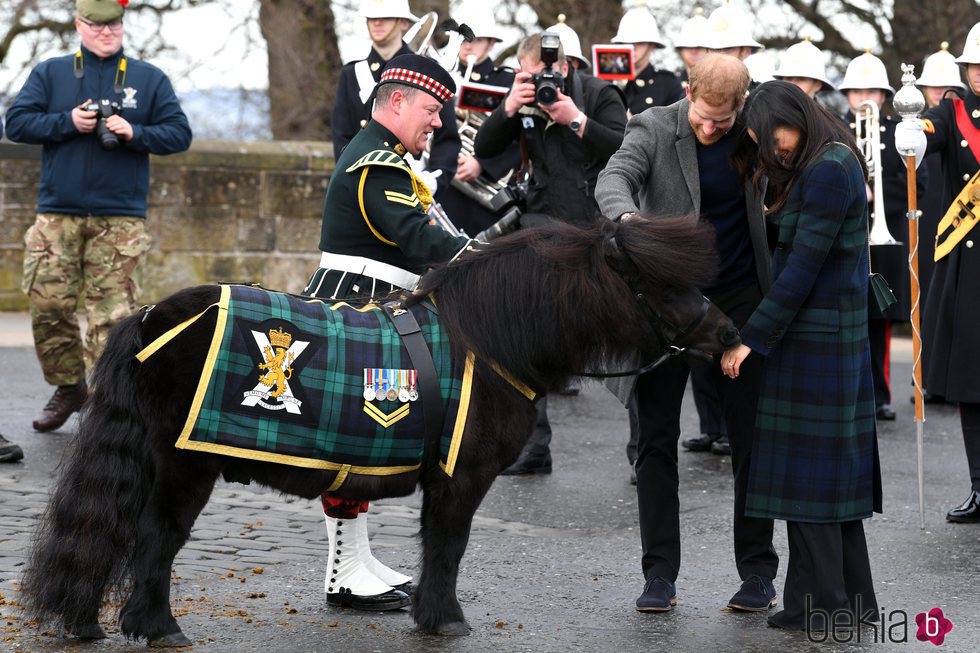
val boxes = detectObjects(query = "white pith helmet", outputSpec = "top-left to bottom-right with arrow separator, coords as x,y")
918,42 -> 965,88
838,51 -> 894,95
612,6 -> 668,48
744,52 -> 775,82
674,7 -> 711,49
454,4 -> 506,42
774,38 -> 834,91
706,1 -> 763,51
359,0 -> 418,21
546,14 -> 591,69
954,22 -> 980,66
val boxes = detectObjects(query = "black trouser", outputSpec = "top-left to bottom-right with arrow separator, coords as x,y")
522,395 -> 553,455
778,520 -> 877,628
868,318 -> 891,407
961,402 -> 980,492
634,282 -> 777,583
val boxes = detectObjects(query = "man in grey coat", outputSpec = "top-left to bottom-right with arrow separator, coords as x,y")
596,54 -> 777,614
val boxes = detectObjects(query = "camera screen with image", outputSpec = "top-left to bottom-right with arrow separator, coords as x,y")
531,31 -> 563,106
592,44 -> 635,81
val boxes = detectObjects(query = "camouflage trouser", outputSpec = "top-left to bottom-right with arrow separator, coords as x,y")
22,213 -> 152,386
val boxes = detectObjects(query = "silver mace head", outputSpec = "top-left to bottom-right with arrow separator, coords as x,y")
894,63 -> 925,119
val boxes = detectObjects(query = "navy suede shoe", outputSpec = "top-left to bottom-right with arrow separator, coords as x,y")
728,575 -> 777,611
635,577 -> 677,612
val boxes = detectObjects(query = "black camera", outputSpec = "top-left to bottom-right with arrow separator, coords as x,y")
84,99 -> 123,150
530,31 -> 563,106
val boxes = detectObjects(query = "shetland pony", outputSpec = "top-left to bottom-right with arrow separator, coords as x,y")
21,215 -> 738,645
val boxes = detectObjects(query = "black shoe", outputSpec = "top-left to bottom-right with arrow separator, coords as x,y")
875,404 -> 896,421
710,437 -> 731,456
326,587 -> 410,611
0,434 -> 24,463
635,576 -> 676,612
501,451 -> 552,475
946,490 -> 980,523
727,575 -> 777,612
767,609 -> 807,631
33,382 -> 87,432
681,433 -> 721,452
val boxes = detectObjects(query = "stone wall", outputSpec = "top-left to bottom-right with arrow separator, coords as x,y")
0,140 -> 334,310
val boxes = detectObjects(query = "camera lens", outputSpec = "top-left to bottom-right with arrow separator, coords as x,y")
535,81 -> 558,106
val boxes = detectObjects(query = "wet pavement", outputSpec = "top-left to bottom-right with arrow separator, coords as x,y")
0,312 -> 977,653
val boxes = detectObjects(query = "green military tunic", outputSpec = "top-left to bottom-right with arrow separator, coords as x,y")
318,120 -> 468,273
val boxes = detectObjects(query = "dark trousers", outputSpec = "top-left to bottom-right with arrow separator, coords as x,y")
868,318 -> 891,407
776,520 -> 877,629
634,282 -> 777,582
961,402 -> 980,491
522,395 -> 553,455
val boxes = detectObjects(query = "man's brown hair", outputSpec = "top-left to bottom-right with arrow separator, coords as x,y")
688,53 -> 750,109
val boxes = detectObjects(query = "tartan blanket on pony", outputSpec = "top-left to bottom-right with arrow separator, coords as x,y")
171,284 -> 473,477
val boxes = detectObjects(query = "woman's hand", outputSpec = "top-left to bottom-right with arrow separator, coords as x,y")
721,343 -> 752,379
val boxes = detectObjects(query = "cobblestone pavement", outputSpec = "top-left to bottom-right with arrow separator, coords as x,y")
1,322 -> 979,652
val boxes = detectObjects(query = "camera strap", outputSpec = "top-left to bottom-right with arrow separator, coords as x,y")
73,50 -> 128,95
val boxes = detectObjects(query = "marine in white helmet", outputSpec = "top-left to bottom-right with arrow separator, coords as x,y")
917,42 -> 965,108
611,5 -> 683,116
773,37 -> 834,98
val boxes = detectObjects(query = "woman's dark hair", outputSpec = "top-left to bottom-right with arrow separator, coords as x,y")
731,80 -> 868,213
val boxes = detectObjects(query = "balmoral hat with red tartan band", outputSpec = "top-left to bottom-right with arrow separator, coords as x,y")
378,54 -> 456,103
77,0 -> 127,22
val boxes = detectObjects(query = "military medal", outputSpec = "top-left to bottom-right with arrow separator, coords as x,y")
408,370 -> 419,401
386,369 -> 398,401
398,370 -> 410,403
363,369 -> 376,401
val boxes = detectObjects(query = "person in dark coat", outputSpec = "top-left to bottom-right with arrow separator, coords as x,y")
724,81 -> 882,632
900,22 -> 980,522
475,31 -> 628,475
331,0 -> 459,200
838,51 -> 928,422
306,53 -> 471,612
436,5 -> 519,236
915,43 -> 965,404
610,6 -> 684,118
596,54 -> 777,615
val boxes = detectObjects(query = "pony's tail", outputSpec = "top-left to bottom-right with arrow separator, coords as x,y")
20,313 -> 153,629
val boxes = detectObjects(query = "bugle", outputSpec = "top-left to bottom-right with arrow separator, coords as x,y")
855,100 -> 901,245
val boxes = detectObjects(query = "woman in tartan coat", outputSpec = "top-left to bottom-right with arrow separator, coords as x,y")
723,81 -> 883,631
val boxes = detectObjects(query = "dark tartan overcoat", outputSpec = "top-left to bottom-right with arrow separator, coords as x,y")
741,142 -> 883,523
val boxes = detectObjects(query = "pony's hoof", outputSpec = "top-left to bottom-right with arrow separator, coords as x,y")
437,621 -> 471,636
67,623 -> 107,639
148,630 -> 193,647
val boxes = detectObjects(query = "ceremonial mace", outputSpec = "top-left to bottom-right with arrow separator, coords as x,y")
893,64 -> 927,529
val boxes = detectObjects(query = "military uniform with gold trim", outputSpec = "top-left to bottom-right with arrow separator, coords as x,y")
305,119 -> 468,300
920,90 -> 980,404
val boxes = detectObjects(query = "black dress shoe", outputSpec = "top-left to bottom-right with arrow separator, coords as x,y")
500,451 -> 552,475
946,490 -> 980,523
635,576 -> 677,612
33,382 -> 87,432
711,437 -> 731,456
327,587 -> 410,611
875,404 -> 896,421
681,433 -> 721,452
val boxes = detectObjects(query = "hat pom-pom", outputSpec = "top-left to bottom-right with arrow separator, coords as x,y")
117,0 -> 129,6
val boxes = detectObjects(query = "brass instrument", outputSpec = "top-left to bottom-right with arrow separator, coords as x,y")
450,55 -> 514,210
855,100 -> 901,245
406,12 -> 438,57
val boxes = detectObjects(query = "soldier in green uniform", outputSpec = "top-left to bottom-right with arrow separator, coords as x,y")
303,53 -> 471,612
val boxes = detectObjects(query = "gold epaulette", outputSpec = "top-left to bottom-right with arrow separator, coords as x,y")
345,149 -> 412,175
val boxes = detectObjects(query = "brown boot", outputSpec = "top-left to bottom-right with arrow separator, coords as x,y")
33,383 -> 87,432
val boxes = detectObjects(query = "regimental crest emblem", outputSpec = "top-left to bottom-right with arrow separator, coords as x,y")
122,86 -> 138,109
241,323 -> 310,415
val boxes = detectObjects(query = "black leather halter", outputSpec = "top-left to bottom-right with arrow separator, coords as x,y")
578,231 -> 713,379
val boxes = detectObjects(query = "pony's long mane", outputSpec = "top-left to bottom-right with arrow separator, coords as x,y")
413,214 -> 717,390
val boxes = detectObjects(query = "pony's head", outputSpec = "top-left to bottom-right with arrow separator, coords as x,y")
414,215 -> 738,390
